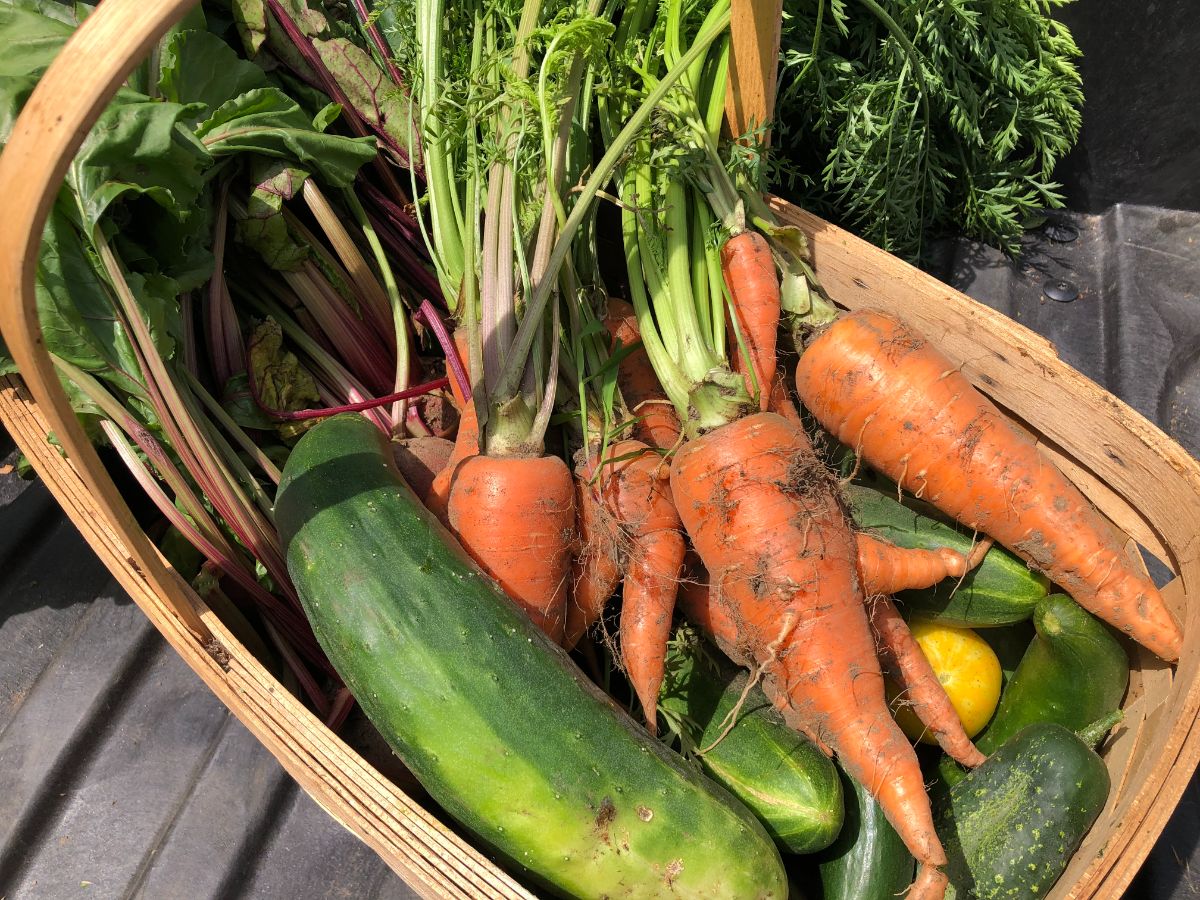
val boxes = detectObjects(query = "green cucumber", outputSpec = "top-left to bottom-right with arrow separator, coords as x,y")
937,722 -> 1111,899
939,594 -> 1128,790
977,593 -> 1129,756
816,769 -> 914,900
981,620 -> 1035,686
276,415 -> 786,898
843,483 -> 1048,626
659,635 -> 843,854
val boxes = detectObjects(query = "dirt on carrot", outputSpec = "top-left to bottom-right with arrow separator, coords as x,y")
670,410 -> 948,888
795,308 -> 1183,662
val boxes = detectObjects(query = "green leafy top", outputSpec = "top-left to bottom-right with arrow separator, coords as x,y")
774,0 -> 1084,260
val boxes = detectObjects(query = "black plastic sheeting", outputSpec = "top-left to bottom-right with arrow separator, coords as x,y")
1054,0 -> 1200,216
1,205 -> 1199,899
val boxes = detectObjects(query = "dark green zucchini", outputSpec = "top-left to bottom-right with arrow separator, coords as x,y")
816,769 -> 914,900
843,483 -> 1048,626
659,635 -> 843,854
981,620 -> 1035,686
976,593 -> 1129,756
937,721 -> 1112,900
276,415 -> 786,898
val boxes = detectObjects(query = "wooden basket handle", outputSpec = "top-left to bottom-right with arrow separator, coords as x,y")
725,0 -> 785,144
0,0 -> 208,639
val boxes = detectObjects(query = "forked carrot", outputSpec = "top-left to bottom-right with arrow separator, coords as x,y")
795,309 -> 1183,662
869,595 -> 986,767
671,411 -> 947,888
604,298 -> 682,450
721,232 -> 779,410
566,441 -> 685,731
857,532 -> 992,596
606,440 -> 686,732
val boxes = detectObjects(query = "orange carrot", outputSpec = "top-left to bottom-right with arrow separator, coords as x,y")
606,440 -> 685,733
671,411 -> 946,887
795,309 -> 1183,662
566,442 -> 685,730
721,232 -> 779,410
446,453 -> 575,642
564,450 -> 622,651
857,532 -> 992,596
604,298 -> 682,450
425,394 -> 477,524
426,329 -> 479,524
869,595 -> 986,767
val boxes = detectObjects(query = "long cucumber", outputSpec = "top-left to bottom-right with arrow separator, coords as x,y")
276,415 -> 786,898
658,634 -> 843,854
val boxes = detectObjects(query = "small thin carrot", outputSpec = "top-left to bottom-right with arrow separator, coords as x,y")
857,532 -> 992,596
795,309 -> 1183,662
721,232 -> 779,410
566,442 -> 685,730
605,440 -> 686,733
426,329 -> 478,524
869,595 -> 986,768
604,298 -> 681,450
564,449 -> 622,651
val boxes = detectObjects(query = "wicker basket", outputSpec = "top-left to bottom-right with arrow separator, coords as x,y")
2,1 -> 1198,897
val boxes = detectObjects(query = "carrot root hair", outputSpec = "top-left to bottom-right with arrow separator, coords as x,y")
671,411 -> 947,877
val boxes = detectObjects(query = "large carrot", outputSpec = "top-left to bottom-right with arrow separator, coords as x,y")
869,595 -> 986,768
795,309 -> 1183,662
671,411 -> 947,891
445,454 -> 575,642
678,553 -> 986,769
603,298 -> 682,450
722,232 -> 779,410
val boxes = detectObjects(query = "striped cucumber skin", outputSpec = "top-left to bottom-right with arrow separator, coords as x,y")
276,415 -> 786,899
938,723 -> 1110,900
844,483 -> 1048,626
659,638 -> 843,853
816,769 -> 913,900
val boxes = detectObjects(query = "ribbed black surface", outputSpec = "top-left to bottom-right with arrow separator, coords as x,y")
0,205 -> 1197,899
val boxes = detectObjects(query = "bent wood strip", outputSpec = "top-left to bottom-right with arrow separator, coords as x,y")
1,0 -> 1198,895
0,0 -> 208,640
0,379 -> 533,900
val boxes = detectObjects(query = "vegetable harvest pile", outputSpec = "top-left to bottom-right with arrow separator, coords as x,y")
0,1 -> 1174,898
